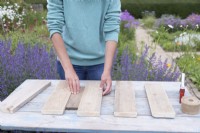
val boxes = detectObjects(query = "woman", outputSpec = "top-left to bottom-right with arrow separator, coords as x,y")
47,0 -> 121,95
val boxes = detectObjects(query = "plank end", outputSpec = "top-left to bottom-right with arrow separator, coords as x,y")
0,104 -> 13,113
0,108 -> 10,113
152,112 -> 176,119
114,112 -> 137,118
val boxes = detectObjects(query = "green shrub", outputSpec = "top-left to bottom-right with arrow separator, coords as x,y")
193,38 -> 200,51
118,22 -> 137,57
121,0 -> 200,18
141,16 -> 156,29
151,27 -> 199,52
24,0 -> 47,4
118,31 -> 136,58
23,10 -> 47,28
177,54 -> 200,90
24,0 -> 47,9
0,25 -> 51,51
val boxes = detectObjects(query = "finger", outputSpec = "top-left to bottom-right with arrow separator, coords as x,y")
76,79 -> 80,93
68,79 -> 73,93
100,80 -> 106,89
103,81 -> 112,96
72,79 -> 77,94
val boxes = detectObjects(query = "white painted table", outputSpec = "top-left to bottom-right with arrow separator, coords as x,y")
0,80 -> 200,133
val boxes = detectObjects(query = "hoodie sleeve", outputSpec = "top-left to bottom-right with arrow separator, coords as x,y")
47,0 -> 65,38
104,0 -> 121,43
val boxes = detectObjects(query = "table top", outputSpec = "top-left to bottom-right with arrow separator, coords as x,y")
0,80 -> 200,133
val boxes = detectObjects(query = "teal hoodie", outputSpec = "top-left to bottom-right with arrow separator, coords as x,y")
47,0 -> 121,66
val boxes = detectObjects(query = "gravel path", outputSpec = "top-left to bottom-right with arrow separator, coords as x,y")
135,26 -> 173,63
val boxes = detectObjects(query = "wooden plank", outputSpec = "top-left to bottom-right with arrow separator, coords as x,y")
65,88 -> 84,110
41,80 -> 71,115
77,81 -> 103,116
114,81 -> 137,117
145,83 -> 176,118
0,80 -> 51,113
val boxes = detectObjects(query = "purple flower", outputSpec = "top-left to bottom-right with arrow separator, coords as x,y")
0,40 -> 58,100
121,10 -> 140,29
112,45 -> 181,81
155,13 -> 200,30
120,47 -> 133,80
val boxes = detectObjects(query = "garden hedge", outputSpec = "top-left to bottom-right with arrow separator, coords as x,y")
121,0 -> 200,18
24,0 -> 47,9
1,0 -> 200,19
24,0 -> 47,4
24,0 -> 200,18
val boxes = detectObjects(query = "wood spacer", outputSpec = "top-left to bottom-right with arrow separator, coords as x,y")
181,96 -> 200,115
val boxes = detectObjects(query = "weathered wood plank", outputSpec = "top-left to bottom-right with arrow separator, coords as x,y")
65,88 -> 84,110
0,80 -> 51,113
41,80 -> 71,115
145,83 -> 176,118
77,81 -> 103,116
114,81 -> 137,117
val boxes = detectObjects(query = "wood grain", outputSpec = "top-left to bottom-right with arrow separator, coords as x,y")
77,81 -> 102,116
145,83 -> 176,118
41,80 -> 71,115
114,81 -> 137,117
0,80 -> 51,113
66,88 -> 84,110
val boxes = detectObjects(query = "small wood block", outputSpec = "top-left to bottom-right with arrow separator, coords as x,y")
114,81 -> 137,117
0,80 -> 51,113
145,83 -> 176,118
41,80 -> 71,115
181,96 -> 200,115
77,81 -> 103,117
66,88 -> 84,110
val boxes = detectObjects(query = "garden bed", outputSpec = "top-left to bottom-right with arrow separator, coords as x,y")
151,28 -> 200,52
176,54 -> 200,91
140,12 -> 200,91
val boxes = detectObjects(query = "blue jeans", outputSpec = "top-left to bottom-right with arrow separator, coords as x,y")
57,61 -> 104,80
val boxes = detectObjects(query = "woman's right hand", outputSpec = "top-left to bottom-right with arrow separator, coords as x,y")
65,68 -> 80,94
51,33 -> 80,94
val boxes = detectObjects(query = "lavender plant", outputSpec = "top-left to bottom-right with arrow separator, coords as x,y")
0,40 -> 58,100
121,10 -> 140,29
120,10 -> 139,40
155,14 -> 200,31
112,45 -> 181,81
118,10 -> 138,57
